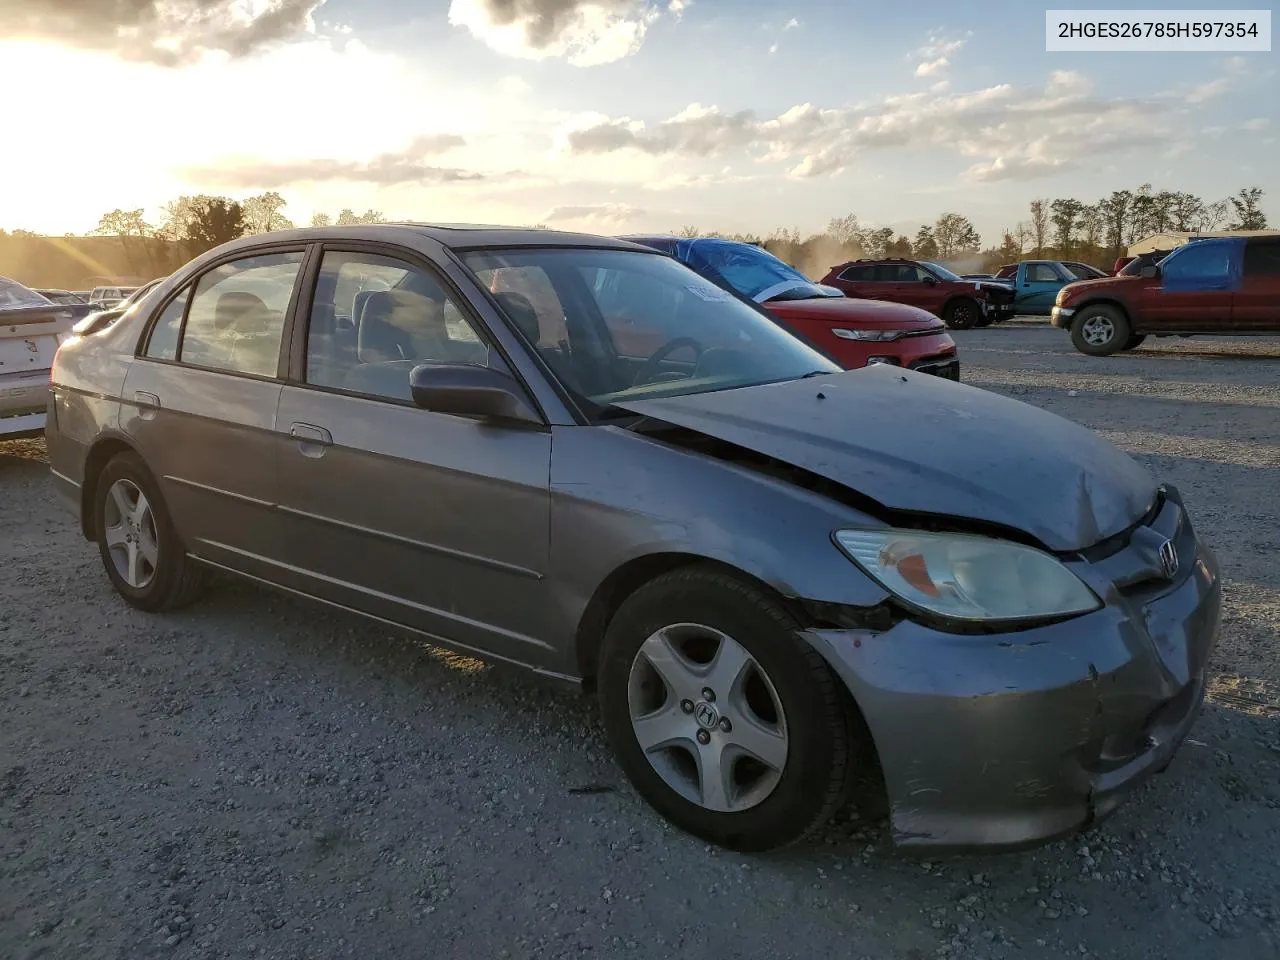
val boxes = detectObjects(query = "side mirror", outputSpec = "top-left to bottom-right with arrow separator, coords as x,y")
921,275 -> 939,285
1140,265 -> 1158,279
408,363 -> 541,426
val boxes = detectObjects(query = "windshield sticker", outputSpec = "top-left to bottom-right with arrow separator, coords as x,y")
686,284 -> 733,301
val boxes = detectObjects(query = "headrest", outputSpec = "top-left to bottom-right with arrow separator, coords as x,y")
494,291 -> 540,344
214,291 -> 270,331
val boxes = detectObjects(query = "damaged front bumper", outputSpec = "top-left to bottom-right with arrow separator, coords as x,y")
800,498 -> 1222,851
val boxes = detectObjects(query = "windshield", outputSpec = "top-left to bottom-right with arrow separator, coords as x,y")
672,238 -> 840,302
461,247 -> 838,413
920,262 -> 962,281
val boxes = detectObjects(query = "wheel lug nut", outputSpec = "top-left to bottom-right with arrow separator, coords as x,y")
701,688 -> 715,702
695,729 -> 711,745
719,717 -> 732,733
680,699 -> 694,714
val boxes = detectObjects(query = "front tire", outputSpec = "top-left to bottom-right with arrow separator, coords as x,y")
94,452 -> 207,611
1070,305 -> 1131,356
1121,334 -> 1147,350
943,298 -> 979,330
597,565 -> 855,852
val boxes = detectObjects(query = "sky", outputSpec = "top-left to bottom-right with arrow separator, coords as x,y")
1,0 -> 1277,243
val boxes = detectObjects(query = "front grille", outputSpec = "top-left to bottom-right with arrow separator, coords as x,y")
910,357 -> 960,380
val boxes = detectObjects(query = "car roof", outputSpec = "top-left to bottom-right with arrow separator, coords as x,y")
213,222 -> 653,255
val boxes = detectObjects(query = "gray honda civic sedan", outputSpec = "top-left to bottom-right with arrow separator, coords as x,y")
46,224 -> 1221,852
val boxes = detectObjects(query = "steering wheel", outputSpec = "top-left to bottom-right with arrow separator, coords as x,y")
632,337 -> 705,387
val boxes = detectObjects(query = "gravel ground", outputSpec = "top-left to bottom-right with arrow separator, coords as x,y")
2,325 -> 1278,960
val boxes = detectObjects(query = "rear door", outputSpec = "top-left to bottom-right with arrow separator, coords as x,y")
120,246 -> 308,578
271,245 -> 556,671
1234,238 -> 1280,331
831,264 -> 882,299
1142,239 -> 1239,332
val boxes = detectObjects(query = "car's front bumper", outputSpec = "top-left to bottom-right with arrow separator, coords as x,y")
1051,305 -> 1075,328
801,499 -> 1221,850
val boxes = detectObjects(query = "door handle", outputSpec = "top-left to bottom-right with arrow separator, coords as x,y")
290,422 -> 332,446
133,391 -> 160,420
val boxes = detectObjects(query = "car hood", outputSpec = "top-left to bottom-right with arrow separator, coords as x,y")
764,296 -> 942,330
615,365 -> 1157,552
1062,274 -> 1140,298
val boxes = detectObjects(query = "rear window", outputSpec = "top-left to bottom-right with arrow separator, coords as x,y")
1243,241 -> 1280,276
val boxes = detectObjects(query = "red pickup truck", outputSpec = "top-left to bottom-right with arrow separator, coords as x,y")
1051,235 -> 1280,355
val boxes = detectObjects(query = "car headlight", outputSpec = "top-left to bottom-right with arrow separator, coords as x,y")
1055,288 -> 1069,306
832,328 -> 905,341
833,528 -> 1101,624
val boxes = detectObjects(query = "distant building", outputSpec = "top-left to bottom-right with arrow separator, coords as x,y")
1128,229 -> 1280,255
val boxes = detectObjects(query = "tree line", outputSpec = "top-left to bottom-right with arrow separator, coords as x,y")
0,183 -> 1270,284
682,184 -> 1269,275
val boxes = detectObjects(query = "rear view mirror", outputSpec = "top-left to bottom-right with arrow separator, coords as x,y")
409,363 -> 541,425
1140,265 -> 1158,279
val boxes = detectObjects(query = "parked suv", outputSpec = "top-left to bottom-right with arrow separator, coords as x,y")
1053,235 -> 1280,355
821,258 -> 1016,329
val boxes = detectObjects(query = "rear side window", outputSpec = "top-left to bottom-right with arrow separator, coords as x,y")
179,251 -> 304,377
1243,241 -> 1280,276
144,288 -> 190,360
837,265 -> 874,282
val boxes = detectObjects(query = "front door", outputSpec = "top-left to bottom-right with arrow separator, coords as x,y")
1017,262 -> 1069,314
120,248 -> 307,578
271,248 -> 556,671
1141,239 -> 1237,332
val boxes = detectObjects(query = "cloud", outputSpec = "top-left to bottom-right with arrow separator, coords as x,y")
543,202 -> 645,225
1187,78 -> 1231,103
911,32 -> 967,77
564,72 -> 1180,184
182,135 -> 483,188
784,17 -> 799,29
1242,117 -> 1271,132
4,0 -> 324,65
447,0 -> 682,66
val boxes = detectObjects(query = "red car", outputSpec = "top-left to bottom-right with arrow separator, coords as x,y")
1053,235 -> 1280,354
820,257 -> 1016,329
621,236 -> 959,378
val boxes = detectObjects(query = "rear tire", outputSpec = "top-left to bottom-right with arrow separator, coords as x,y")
943,298 -> 979,330
597,565 -> 856,852
1070,305 -> 1131,356
94,452 -> 207,612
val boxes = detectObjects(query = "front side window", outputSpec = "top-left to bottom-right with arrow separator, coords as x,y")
1161,242 -> 1232,286
1027,264 -> 1061,283
179,251 -> 303,377
920,262 -> 962,281
305,250 -> 490,401
462,247 -> 837,413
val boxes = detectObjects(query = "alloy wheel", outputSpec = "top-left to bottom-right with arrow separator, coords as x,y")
102,479 -> 159,589
1081,315 -> 1115,346
626,623 -> 789,813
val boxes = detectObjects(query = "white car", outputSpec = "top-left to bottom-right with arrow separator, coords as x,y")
0,277 -> 76,439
